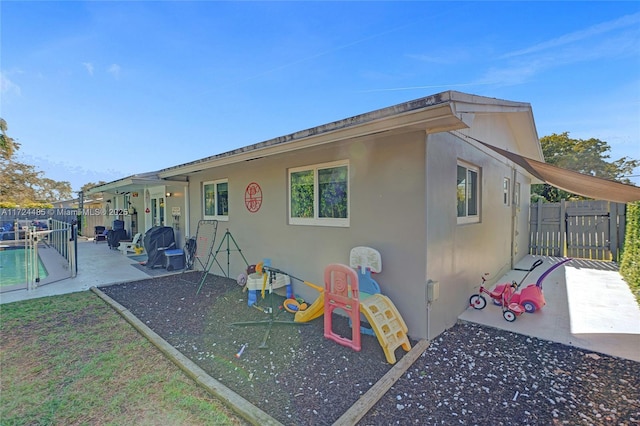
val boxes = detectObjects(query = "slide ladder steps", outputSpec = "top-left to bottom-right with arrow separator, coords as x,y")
361,294 -> 411,364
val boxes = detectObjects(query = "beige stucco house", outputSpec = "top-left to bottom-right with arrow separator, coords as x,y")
88,90 -> 545,341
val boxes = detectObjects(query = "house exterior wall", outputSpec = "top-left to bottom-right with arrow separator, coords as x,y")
184,121 -> 534,341
87,93 -> 542,343
424,115 -> 533,339
127,192 -> 144,237
164,186 -> 186,246
187,130 -> 431,339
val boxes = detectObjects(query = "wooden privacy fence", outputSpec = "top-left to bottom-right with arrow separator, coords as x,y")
529,200 -> 627,261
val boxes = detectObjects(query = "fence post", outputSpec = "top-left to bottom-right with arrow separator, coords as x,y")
535,198 -> 543,255
609,202 -> 624,262
618,203 -> 627,259
72,222 -> 78,277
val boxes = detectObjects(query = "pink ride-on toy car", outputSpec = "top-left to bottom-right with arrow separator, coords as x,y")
469,258 -> 573,322
507,258 -> 573,315
469,259 -> 543,310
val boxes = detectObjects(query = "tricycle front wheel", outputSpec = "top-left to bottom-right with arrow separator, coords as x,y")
503,310 -> 517,322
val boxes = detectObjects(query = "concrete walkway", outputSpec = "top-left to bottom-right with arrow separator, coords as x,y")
459,255 -> 640,362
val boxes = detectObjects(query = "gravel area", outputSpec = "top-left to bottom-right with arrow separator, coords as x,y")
99,273 -> 640,425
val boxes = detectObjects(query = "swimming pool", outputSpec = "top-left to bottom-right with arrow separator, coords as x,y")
0,247 -> 48,286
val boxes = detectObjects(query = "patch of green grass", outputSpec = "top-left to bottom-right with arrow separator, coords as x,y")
0,292 -> 245,426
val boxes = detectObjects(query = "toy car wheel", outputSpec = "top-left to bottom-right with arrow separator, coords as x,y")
503,310 -> 517,322
522,301 -> 536,313
469,295 -> 487,310
492,298 -> 502,306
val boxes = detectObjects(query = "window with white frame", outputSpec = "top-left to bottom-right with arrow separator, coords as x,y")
457,161 -> 480,224
289,160 -> 349,227
503,177 -> 511,205
203,179 -> 228,220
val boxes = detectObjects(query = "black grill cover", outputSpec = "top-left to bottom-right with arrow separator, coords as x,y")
143,226 -> 175,268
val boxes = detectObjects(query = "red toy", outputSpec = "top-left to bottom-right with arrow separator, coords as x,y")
469,258 -> 572,322
469,260 -> 543,310
508,258 -> 573,314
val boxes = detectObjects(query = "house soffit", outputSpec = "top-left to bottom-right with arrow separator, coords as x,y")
85,177 -> 184,195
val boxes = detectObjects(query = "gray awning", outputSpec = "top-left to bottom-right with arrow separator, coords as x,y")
476,140 -> 640,204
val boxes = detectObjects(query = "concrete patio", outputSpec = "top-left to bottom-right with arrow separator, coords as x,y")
460,255 -> 640,362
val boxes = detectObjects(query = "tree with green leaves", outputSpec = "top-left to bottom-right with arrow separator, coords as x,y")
0,118 -> 20,160
0,118 -> 72,206
532,132 -> 639,202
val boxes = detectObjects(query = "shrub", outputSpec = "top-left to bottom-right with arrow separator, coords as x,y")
620,201 -> 640,305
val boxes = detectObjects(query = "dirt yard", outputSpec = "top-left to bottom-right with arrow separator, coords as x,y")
100,273 -> 640,425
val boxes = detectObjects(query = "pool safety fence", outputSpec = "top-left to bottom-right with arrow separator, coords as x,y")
21,222 -> 77,290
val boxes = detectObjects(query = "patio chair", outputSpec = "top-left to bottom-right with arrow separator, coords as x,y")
94,226 -> 107,243
117,232 -> 143,255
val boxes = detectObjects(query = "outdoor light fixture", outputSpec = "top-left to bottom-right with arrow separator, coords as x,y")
165,192 -> 172,197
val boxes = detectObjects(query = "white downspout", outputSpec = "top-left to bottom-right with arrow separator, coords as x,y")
185,178 -> 191,239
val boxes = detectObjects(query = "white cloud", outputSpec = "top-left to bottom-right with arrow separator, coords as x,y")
0,71 -> 21,96
83,62 -> 94,76
502,12 -> 640,59
476,61 -> 545,87
107,63 -> 121,79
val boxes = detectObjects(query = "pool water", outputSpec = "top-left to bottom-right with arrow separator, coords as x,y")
0,247 -> 48,286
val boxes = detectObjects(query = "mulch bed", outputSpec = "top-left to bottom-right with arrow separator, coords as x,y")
99,273 -> 640,425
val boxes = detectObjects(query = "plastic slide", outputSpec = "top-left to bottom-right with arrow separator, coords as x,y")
294,281 -> 325,323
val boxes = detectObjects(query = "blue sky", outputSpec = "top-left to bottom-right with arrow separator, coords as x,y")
2,1 -> 639,192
